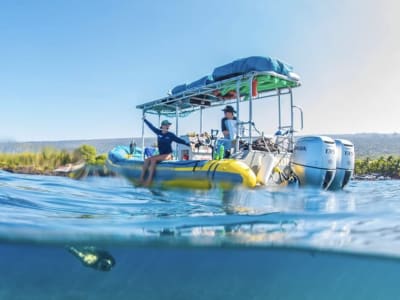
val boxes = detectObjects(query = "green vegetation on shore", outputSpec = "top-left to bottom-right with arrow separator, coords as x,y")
355,156 -> 400,178
0,145 -> 107,175
1,144 -> 399,180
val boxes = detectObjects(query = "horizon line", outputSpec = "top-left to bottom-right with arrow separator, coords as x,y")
2,132 -> 400,144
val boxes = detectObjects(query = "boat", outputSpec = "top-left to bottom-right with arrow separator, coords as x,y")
107,56 -> 355,190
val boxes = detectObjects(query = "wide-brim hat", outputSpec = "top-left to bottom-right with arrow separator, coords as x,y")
222,105 -> 236,113
161,120 -> 172,126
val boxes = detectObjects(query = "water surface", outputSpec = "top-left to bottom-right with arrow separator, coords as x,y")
1,170 -> 400,299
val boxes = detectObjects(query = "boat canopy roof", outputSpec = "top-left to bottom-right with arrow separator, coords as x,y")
136,56 -> 301,117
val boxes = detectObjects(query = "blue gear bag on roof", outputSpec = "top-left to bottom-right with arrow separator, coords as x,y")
187,75 -> 213,90
212,56 -> 293,81
171,84 -> 187,95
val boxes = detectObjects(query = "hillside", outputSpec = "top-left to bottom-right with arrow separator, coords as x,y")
329,133 -> 400,157
1,133 -> 399,157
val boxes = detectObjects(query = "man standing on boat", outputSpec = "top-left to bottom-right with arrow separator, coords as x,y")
139,116 -> 191,186
221,105 -> 238,158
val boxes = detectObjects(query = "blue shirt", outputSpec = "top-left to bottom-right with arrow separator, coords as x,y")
221,117 -> 237,139
144,119 -> 189,155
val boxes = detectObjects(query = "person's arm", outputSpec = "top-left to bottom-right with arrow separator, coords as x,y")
170,133 -> 190,146
144,118 -> 161,135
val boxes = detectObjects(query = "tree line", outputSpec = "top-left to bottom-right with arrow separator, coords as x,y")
355,156 -> 400,178
0,145 -> 106,174
2,146 -> 399,179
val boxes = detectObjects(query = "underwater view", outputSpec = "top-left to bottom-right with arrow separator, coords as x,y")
1,170 -> 400,299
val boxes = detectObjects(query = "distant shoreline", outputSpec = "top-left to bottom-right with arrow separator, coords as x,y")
0,163 -> 114,179
2,134 -> 400,180
1,133 -> 400,157
0,145 -> 112,179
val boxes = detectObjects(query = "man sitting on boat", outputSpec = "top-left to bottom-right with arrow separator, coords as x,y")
220,105 -> 238,158
139,116 -> 191,186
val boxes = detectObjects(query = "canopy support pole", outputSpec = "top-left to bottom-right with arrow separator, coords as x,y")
200,106 -> 203,133
235,80 -> 241,153
278,89 -> 282,130
175,105 -> 179,158
289,88 -> 294,150
248,76 -> 253,148
141,110 -> 145,159
175,105 -> 179,135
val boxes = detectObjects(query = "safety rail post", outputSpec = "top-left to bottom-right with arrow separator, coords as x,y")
292,105 -> 304,132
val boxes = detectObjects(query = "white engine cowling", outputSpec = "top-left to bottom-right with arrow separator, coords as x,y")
328,139 -> 355,190
291,136 -> 337,189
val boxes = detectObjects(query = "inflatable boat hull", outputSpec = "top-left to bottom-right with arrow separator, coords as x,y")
107,146 -> 257,189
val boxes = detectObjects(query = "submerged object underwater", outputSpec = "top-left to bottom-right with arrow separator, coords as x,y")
67,246 -> 115,272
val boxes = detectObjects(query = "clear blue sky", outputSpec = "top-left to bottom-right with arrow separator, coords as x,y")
1,0 -> 399,141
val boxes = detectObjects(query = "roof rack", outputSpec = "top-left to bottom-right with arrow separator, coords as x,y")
136,71 -> 300,117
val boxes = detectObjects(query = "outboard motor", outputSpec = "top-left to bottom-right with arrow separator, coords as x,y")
291,136 -> 336,189
328,139 -> 355,190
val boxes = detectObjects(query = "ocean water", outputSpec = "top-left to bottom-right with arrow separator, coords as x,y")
1,170 -> 400,299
